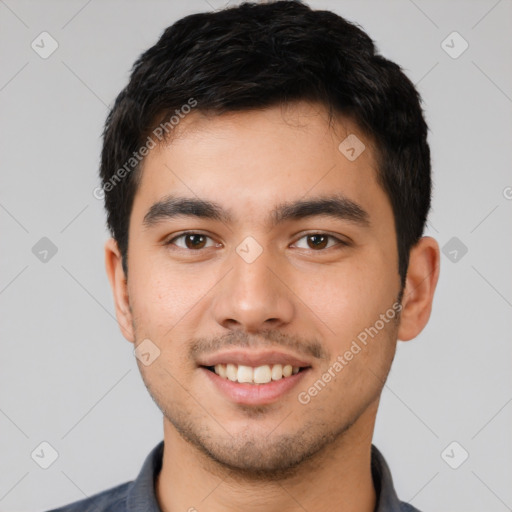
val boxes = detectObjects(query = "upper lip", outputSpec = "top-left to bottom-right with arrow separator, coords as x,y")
197,350 -> 312,368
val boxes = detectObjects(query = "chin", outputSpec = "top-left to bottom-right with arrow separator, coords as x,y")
169,411 -> 343,480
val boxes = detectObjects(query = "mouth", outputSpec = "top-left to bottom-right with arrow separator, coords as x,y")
202,363 -> 307,384
197,350 -> 312,405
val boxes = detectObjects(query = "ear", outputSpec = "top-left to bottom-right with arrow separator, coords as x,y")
397,236 -> 440,342
104,238 -> 135,343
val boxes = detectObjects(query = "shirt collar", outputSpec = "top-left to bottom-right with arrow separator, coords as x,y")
127,441 -> 409,512
370,444 -> 411,511
126,441 -> 164,512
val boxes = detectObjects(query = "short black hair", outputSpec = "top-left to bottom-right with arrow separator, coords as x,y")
100,0 -> 431,290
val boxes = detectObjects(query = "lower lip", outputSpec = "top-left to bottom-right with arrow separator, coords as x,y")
200,367 -> 310,405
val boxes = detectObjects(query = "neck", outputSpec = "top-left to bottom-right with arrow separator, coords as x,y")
155,401 -> 378,512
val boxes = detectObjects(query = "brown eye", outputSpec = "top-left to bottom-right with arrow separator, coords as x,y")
184,234 -> 207,249
306,234 -> 329,249
168,233 -> 217,250
293,233 -> 346,251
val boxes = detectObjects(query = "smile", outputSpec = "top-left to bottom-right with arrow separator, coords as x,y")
206,363 -> 303,384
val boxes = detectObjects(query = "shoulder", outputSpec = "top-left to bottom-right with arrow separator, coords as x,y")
45,440 -> 165,512
45,481 -> 132,512
399,503 -> 422,512
370,444 -> 424,512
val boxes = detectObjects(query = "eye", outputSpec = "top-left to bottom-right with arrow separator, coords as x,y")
167,232 -> 219,250
292,233 -> 347,250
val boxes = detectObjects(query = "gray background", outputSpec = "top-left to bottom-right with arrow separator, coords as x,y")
1,0 -> 511,511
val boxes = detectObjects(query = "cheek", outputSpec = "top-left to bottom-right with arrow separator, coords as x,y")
127,264 -> 182,333
296,249 -> 398,347
128,268 -> 201,374
127,255 -> 220,339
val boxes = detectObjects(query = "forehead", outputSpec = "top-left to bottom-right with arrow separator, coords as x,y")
132,101 -> 391,229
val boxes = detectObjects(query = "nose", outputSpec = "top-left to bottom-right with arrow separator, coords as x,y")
211,245 -> 295,333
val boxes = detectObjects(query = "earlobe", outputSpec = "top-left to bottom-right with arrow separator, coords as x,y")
397,236 -> 440,342
104,238 -> 135,343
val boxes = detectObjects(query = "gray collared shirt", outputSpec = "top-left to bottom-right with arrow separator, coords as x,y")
47,441 -> 421,512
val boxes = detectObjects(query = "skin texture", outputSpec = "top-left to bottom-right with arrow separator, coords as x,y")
105,101 -> 440,512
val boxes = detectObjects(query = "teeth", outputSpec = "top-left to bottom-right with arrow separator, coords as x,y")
226,363 -> 237,381
211,363 -> 302,384
214,364 -> 227,379
237,365 -> 253,383
254,365 -> 272,384
283,364 -> 293,377
271,364 -> 282,381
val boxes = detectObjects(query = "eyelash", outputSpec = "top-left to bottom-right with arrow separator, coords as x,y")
165,231 -> 349,251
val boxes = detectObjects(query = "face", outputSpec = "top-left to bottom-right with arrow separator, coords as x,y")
116,102 -> 404,476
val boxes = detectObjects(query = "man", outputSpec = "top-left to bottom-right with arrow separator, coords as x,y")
49,1 -> 440,510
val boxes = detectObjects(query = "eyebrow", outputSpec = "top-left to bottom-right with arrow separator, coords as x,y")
143,194 -> 371,229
